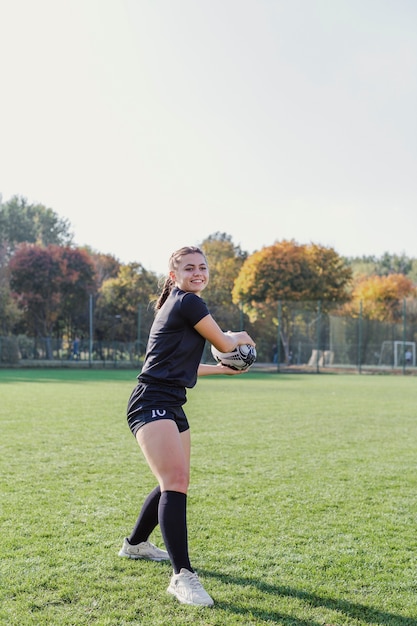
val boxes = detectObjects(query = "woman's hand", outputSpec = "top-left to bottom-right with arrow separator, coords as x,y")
225,330 -> 256,348
217,363 -> 249,375
197,363 -> 250,376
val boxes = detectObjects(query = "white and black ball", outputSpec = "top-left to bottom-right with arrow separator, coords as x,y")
211,343 -> 257,371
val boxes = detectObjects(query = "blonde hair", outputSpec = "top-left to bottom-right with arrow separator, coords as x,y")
155,246 -> 207,310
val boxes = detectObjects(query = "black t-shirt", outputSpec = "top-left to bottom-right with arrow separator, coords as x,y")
139,287 -> 210,388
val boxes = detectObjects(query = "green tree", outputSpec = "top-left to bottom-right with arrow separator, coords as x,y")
379,252 -> 413,276
96,263 -> 159,350
408,259 -> 417,285
200,232 -> 248,331
0,243 -> 21,334
0,195 -> 73,254
347,253 -> 414,279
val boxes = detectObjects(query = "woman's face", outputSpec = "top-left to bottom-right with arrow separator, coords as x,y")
170,252 -> 209,295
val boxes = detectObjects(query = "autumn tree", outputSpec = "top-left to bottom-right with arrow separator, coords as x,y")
9,244 -> 95,355
233,240 -> 352,305
59,249 -> 97,334
340,273 -> 417,322
82,248 -> 121,290
232,240 -> 352,362
332,273 -> 417,365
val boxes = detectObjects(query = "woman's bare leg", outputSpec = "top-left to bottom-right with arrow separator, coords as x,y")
136,420 -> 192,573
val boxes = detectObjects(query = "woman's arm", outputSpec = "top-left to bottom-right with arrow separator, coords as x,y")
197,363 -> 249,376
194,314 -> 255,377
194,314 -> 255,352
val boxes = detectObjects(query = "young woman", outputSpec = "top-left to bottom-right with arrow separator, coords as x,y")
119,246 -> 255,606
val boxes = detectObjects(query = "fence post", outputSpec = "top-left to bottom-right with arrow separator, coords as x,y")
358,300 -> 363,374
137,303 -> 142,356
315,300 -> 321,373
277,301 -> 282,372
239,303 -> 244,330
89,294 -> 93,367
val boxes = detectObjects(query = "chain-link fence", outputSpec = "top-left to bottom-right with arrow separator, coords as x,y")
265,298 -> 417,373
1,299 -> 417,373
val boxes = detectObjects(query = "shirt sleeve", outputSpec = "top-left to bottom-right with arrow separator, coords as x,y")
181,292 -> 210,326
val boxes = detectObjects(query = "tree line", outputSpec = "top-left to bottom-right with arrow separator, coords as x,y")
1,194 -> 416,362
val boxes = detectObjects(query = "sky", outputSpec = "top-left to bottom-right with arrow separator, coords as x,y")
1,0 -> 416,276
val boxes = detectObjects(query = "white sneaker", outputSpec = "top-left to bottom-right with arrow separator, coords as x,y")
167,568 -> 214,606
118,538 -> 169,561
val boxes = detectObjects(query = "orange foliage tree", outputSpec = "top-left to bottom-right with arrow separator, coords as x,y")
340,273 -> 417,322
232,240 -> 352,305
232,240 -> 352,362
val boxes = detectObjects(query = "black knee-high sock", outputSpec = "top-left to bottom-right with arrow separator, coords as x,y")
158,490 -> 193,574
128,485 -> 161,545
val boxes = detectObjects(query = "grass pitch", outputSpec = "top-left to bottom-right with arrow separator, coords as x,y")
0,369 -> 416,625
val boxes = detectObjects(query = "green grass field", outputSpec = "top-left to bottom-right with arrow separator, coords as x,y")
1,369 -> 416,626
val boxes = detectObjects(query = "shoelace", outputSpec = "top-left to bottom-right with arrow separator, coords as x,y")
181,572 -> 201,589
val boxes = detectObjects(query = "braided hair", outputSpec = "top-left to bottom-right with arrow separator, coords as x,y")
155,246 -> 207,310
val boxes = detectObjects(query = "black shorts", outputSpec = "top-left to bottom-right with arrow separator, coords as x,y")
127,380 -> 189,436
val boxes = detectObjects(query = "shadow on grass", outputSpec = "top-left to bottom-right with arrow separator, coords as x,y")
200,569 -> 415,626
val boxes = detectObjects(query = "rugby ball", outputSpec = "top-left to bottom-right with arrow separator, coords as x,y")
211,343 -> 257,371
